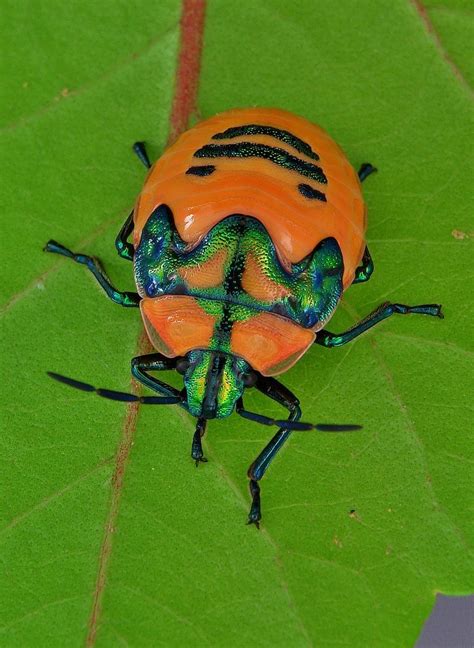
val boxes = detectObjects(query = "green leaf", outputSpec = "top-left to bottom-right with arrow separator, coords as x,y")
1,1 -> 473,647
422,0 -> 474,87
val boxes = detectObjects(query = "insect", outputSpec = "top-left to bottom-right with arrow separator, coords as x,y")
45,107 -> 443,526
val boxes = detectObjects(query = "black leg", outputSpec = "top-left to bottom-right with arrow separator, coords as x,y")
133,141 -> 152,169
353,163 -> 377,284
132,355 -> 213,466
115,210 -> 134,261
191,418 -> 208,466
316,301 -> 443,348
353,246 -> 374,284
44,240 -> 140,307
358,162 -> 377,182
131,354 -> 182,400
115,141 -> 152,262
117,140 -> 153,261
241,377 -> 301,528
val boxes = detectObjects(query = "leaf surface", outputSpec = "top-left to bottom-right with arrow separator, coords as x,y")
1,1 -> 473,646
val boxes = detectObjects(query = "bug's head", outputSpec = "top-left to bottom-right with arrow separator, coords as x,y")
177,350 -> 258,419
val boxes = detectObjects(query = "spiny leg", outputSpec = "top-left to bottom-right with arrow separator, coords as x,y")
240,377 -> 301,528
44,240 -> 140,307
191,418 -> 208,466
316,302 -> 443,348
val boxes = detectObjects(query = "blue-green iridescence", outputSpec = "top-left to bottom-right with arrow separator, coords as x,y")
134,205 -> 344,418
211,124 -> 320,161
134,205 -> 343,330
193,143 -> 327,185
184,350 -> 250,419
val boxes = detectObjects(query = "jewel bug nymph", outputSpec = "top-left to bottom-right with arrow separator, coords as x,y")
45,108 -> 443,526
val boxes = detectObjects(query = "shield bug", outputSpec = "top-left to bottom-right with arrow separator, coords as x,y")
45,108 -> 442,526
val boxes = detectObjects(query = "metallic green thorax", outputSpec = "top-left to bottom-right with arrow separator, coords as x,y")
184,350 -> 251,419
134,205 -> 343,329
134,205 -> 344,418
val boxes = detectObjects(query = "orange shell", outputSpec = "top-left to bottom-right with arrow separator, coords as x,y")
140,296 -> 214,357
230,312 -> 315,375
134,107 -> 366,288
140,295 -> 314,377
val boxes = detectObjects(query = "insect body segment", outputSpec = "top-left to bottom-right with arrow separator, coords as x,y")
45,108 -> 443,528
212,123 -> 321,159
134,205 -> 344,377
193,142 -> 328,189
183,350 -> 251,419
133,108 -> 366,287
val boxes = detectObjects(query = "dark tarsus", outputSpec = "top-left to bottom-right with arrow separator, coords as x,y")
44,148 -> 442,527
314,163 -> 443,348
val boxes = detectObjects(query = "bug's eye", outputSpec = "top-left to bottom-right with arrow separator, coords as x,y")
242,371 -> 258,387
176,358 -> 190,375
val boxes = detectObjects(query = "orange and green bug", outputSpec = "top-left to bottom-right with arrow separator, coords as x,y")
45,108 -> 443,526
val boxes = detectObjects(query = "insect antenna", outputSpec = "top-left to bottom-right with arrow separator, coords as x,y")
237,405 -> 361,432
47,371 -> 182,405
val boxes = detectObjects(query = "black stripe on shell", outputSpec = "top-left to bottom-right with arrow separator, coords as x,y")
298,183 -> 327,202
194,142 -> 327,185
212,124 -> 319,161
